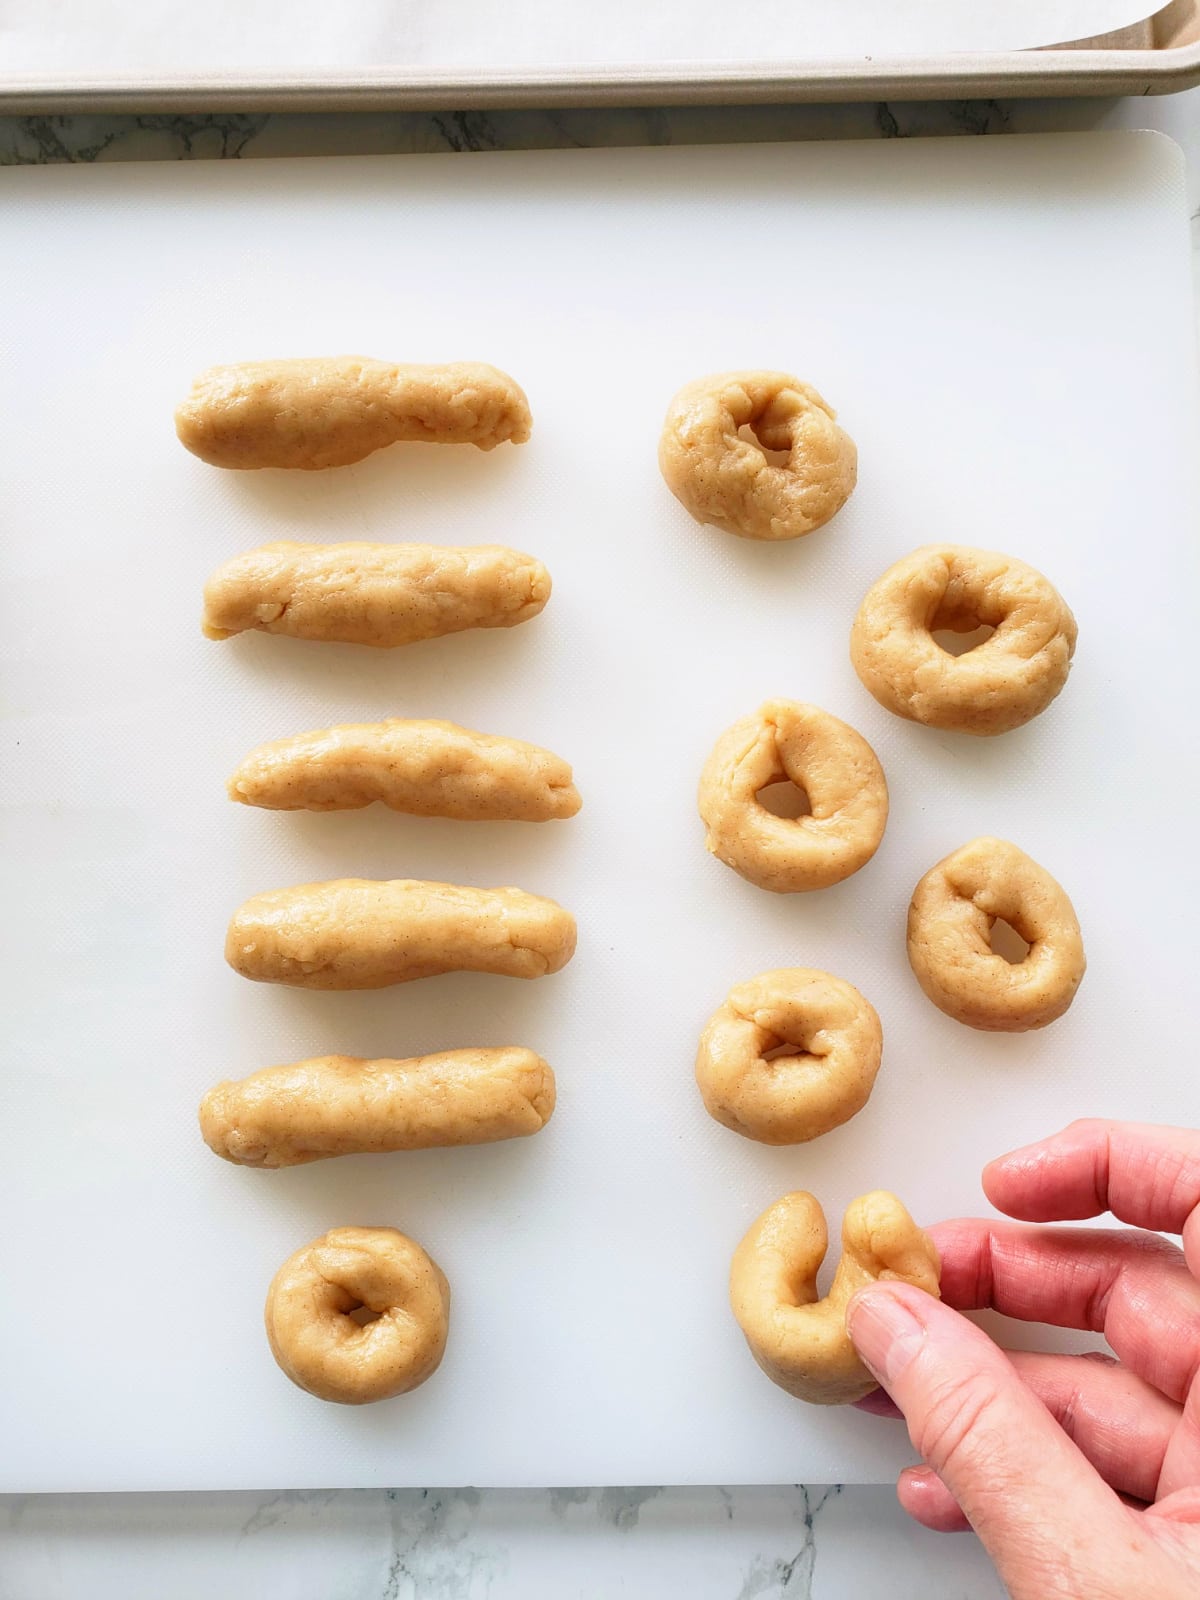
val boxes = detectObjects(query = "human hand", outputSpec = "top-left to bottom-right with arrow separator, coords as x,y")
846,1120 -> 1200,1600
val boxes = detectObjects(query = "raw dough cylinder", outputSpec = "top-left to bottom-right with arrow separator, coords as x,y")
265,1227 -> 450,1404
176,357 -> 531,469
202,542 -> 550,648
730,1191 -> 940,1405
200,1048 -> 556,1167
225,878 -> 577,989
228,718 -> 580,821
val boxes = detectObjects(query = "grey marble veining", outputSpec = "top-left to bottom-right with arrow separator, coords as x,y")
0,85 -> 1197,1599
0,92 -> 1188,169
0,1483 -> 1006,1597
0,102 -> 995,166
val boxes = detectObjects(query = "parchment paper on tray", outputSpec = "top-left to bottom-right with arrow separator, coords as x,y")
0,0 -> 1158,73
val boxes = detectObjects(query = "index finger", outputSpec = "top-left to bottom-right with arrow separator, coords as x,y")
985,1121 -> 1200,1267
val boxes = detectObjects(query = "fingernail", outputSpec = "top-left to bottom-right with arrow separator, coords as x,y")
847,1284 -> 930,1388
897,1465 -> 939,1497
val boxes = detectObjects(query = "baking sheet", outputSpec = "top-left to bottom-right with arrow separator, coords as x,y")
0,0 -> 1161,72
1,133 -> 1197,1491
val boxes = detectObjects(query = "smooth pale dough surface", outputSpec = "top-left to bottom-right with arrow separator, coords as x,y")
695,968 -> 882,1145
200,1047 -> 556,1168
730,1191 -> 940,1405
202,542 -> 551,648
228,718 -> 580,821
907,836 -> 1086,1031
658,370 -> 857,541
850,543 -> 1077,736
225,878 -> 577,990
176,357 -> 532,470
265,1227 -> 451,1405
697,699 -> 888,893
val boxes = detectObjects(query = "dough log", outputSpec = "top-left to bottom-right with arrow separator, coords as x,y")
228,718 -> 580,821
225,878 -> 577,989
201,1047 -> 556,1167
202,542 -> 550,648
176,357 -> 531,469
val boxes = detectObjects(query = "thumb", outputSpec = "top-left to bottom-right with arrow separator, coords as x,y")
848,1282 -> 1127,1580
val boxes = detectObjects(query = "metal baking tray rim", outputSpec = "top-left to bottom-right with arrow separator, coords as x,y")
1,40 -> 1200,113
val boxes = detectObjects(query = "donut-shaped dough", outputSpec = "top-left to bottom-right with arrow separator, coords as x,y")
850,545 -> 1077,735
225,878 -> 576,989
697,700 -> 888,893
907,836 -> 1085,1032
202,542 -> 550,648
201,1048 -> 555,1167
176,357 -> 531,469
696,968 -> 881,1145
730,1191 -> 940,1405
658,371 -> 857,541
228,718 -> 580,821
265,1227 -> 450,1404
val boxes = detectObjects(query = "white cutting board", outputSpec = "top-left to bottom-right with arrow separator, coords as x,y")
0,134 -> 1197,1491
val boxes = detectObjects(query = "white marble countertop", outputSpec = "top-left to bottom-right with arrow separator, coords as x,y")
1,87 -> 1196,1599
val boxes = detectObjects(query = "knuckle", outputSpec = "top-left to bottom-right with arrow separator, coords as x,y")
910,1369 -> 997,1478
1065,1116 -> 1107,1136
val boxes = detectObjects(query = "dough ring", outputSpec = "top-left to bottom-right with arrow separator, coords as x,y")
658,370 -> 857,541
907,836 -> 1085,1032
265,1226 -> 450,1405
730,1191 -> 940,1405
697,700 -> 888,893
696,968 -> 882,1145
850,544 -> 1077,735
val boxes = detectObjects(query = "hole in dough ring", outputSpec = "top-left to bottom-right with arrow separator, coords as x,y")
730,1190 -> 941,1405
696,968 -> 882,1144
850,544 -> 1077,736
658,370 -> 857,541
265,1226 -> 450,1404
697,700 -> 888,893
907,836 -> 1085,1032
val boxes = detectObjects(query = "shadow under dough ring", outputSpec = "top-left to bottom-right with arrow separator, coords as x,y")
697,700 -> 888,892
730,1191 -> 940,1404
907,836 -> 1085,1031
265,1227 -> 450,1404
658,371 -> 857,541
850,544 -> 1077,735
696,968 -> 882,1145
